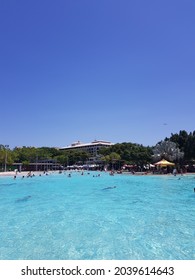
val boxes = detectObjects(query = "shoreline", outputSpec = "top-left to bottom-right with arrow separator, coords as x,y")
0,170 -> 195,178
0,171 -> 58,178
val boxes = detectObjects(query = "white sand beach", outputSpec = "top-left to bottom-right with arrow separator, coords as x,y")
0,171 -> 53,177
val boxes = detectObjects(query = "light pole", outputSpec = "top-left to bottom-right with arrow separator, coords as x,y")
4,145 -> 9,172
36,154 -> 38,172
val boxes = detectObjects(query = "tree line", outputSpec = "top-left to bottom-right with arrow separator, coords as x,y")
0,130 -> 195,170
165,130 -> 195,161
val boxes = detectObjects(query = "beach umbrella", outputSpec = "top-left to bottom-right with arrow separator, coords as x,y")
154,159 -> 175,167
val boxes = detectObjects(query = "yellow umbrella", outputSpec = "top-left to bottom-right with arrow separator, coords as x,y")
154,159 -> 175,167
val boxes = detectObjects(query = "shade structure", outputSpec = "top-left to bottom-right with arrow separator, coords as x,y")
154,159 -> 175,167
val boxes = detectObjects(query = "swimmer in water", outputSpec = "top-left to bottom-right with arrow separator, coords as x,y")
102,186 -> 117,190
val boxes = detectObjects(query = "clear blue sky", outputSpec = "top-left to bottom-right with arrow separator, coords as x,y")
1,0 -> 195,149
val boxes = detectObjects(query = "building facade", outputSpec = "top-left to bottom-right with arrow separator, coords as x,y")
60,140 -> 114,158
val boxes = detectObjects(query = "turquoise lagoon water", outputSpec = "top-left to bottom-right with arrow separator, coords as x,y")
0,171 -> 194,260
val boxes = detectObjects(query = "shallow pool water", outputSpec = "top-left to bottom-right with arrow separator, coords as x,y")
0,172 -> 194,260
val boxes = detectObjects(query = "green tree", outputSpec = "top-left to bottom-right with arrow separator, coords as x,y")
100,142 -> 152,167
165,130 -> 195,161
0,145 -> 13,171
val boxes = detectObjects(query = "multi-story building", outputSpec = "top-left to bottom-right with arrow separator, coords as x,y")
60,140 -> 114,160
